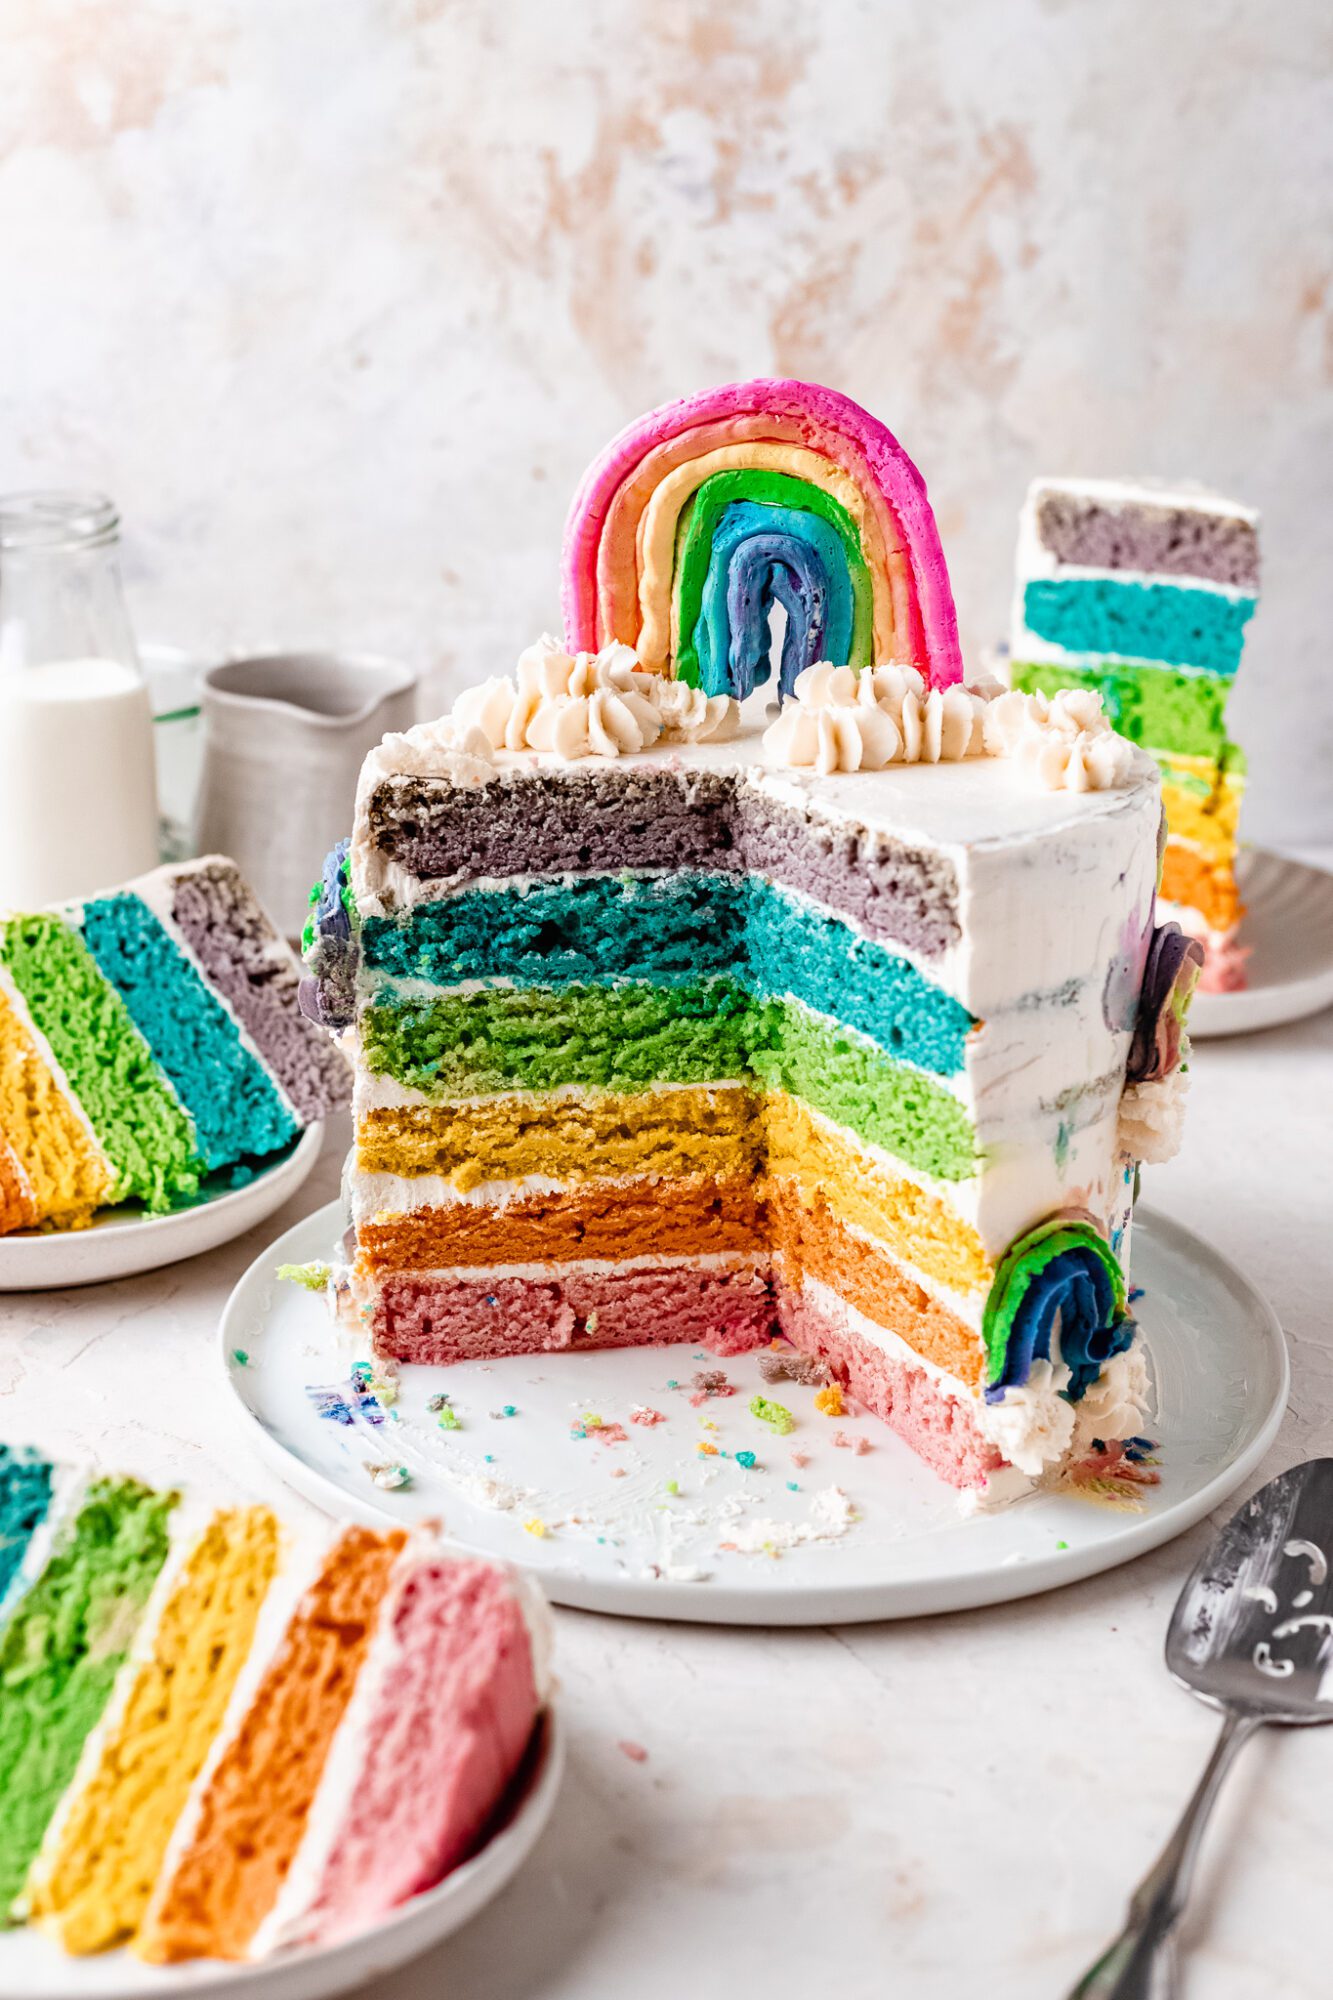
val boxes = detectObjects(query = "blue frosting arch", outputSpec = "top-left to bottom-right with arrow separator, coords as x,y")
983,1214 -> 1133,1404
691,502 -> 858,700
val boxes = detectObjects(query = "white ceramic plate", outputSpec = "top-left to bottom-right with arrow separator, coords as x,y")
0,1708 -> 562,2000
1189,848 -> 1333,1039
220,1200 -> 1288,1626
0,1128 -> 324,1292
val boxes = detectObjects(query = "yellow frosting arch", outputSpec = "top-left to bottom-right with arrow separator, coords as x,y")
633,442 -> 902,675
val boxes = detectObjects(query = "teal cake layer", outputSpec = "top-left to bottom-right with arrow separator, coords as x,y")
80,894 -> 299,1172
361,980 -> 975,1182
362,873 -> 976,1075
1021,577 -> 1255,676
1009,659 -> 1233,760
0,1447 -> 53,1613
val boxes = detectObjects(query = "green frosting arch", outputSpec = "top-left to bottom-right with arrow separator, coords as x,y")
983,1212 -> 1128,1390
672,470 -> 874,688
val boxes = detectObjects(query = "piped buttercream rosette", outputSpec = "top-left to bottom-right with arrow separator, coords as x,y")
761,663 -> 1136,792
451,636 -> 739,761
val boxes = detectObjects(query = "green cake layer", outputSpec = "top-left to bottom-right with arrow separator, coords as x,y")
0,918 -> 202,1213
0,1476 -> 177,1916
361,871 -> 976,1076
362,981 -> 975,1183
1009,658 -> 1232,760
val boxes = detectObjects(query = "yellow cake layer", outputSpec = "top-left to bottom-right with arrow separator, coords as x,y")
0,984 -> 113,1231
1157,751 -> 1244,860
356,1084 -> 765,1191
357,1087 -> 989,1299
763,1095 -> 990,1296
26,1507 -> 281,1955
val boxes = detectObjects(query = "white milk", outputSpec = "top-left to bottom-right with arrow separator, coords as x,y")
0,657 -> 160,909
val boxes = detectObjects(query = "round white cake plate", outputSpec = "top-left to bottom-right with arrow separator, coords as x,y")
220,1200 -> 1288,1627
0,1127 -> 324,1293
0,1708 -> 562,2000
1189,848 -> 1333,1039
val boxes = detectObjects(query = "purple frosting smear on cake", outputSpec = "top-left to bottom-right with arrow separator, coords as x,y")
1127,921 -> 1206,1084
300,839 -> 359,1032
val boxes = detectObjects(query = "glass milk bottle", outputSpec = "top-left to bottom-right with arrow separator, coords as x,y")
0,493 -> 159,908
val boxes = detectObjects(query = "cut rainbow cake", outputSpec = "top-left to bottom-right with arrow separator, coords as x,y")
303,379 -> 1203,1503
0,1442 -> 549,1959
0,855 -> 350,1234
1010,477 -> 1259,989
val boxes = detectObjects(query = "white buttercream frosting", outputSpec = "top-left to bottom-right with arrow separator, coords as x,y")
450,635 -> 739,762
362,718 -> 498,787
762,663 -> 1135,792
1117,1067 -> 1191,1164
978,1359 -> 1077,1477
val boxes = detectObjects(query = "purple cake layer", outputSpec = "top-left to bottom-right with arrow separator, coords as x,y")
361,769 -> 961,957
1034,490 -> 1259,591
168,860 -> 351,1123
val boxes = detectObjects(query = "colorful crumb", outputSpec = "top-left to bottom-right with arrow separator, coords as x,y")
749,1395 -> 796,1435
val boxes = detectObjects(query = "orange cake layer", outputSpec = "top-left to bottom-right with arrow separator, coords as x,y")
0,1132 -> 37,1232
767,1180 -> 984,1388
762,1093 -> 991,1297
136,1525 -> 406,1965
356,1175 -> 766,1271
1160,842 -> 1244,932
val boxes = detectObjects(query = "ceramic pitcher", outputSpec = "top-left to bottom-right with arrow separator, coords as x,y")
197,652 -> 417,937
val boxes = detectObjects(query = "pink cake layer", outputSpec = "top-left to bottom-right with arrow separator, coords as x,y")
372,1265 -> 775,1365
775,1283 -> 1006,1490
370,1264 -> 1009,1489
288,1555 -> 539,1950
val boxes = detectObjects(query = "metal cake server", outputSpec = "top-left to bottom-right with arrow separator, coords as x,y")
1068,1458 -> 1333,2000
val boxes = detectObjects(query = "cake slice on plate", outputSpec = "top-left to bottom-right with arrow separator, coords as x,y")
0,1452 -> 549,1959
0,855 -> 350,1233
1010,477 -> 1259,990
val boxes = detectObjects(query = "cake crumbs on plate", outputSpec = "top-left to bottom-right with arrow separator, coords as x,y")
833,1429 -> 871,1455
631,1405 -> 665,1426
814,1383 -> 846,1417
617,1740 -> 649,1763
758,1350 -> 830,1387
523,1516 -> 551,1538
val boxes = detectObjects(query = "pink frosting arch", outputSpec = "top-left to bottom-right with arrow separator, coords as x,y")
560,378 -> 963,689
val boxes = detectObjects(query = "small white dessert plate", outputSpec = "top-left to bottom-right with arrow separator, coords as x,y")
0,1127 -> 324,1292
220,1200 -> 1288,1627
0,1708 -> 562,2000
1189,848 -> 1333,1039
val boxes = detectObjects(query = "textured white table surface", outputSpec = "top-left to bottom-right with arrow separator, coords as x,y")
2,987 -> 1330,2000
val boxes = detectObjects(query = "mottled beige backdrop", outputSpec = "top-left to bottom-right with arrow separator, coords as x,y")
3,0 -> 1330,836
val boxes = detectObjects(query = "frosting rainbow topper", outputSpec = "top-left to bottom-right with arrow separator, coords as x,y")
561,378 -> 963,701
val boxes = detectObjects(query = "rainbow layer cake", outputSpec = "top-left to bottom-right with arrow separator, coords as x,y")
1010,477 -> 1260,989
0,1441 -> 549,1959
0,855 -> 350,1234
303,379 -> 1202,1503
